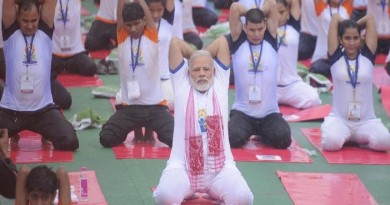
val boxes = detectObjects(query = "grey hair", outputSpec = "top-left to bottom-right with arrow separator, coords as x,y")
188,50 -> 213,70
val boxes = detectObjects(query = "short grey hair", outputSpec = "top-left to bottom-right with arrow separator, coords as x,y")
188,50 -> 213,70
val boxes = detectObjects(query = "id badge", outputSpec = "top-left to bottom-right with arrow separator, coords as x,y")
348,102 -> 361,121
21,73 -> 33,93
249,85 -> 261,103
127,80 -> 140,100
60,35 -> 71,51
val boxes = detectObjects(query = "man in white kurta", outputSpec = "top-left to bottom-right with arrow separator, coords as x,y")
153,36 -> 253,205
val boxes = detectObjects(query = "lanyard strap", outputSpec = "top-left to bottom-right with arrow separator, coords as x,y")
248,41 -> 263,75
23,34 -> 35,65
130,34 -> 143,73
328,3 -> 340,17
277,24 -> 287,49
59,0 -> 69,27
255,0 -> 262,8
157,19 -> 161,33
344,52 -> 359,89
380,0 -> 387,13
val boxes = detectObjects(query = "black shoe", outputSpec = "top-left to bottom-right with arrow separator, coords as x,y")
106,60 -> 118,75
96,60 -> 108,75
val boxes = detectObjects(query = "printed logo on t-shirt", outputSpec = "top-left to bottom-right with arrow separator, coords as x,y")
131,45 -> 145,67
248,51 -> 263,73
23,45 -> 37,65
56,1 -> 70,22
198,108 -> 207,133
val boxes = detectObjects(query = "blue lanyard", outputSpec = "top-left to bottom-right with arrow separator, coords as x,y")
255,0 -> 262,8
23,34 -> 35,65
380,0 -> 387,13
277,24 -> 287,49
344,52 -> 359,89
328,3 -> 340,17
130,35 -> 142,73
157,19 -> 161,33
59,0 -> 69,27
248,41 -> 263,74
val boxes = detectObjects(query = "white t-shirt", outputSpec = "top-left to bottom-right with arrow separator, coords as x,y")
312,3 -> 350,62
229,31 -> 279,118
167,58 -> 234,167
96,0 -> 118,23
158,10 -> 175,79
367,0 -> 390,37
277,16 -> 302,85
329,45 -> 376,121
117,27 -> 165,105
52,0 -> 84,56
1,21 -> 54,111
300,0 -> 318,35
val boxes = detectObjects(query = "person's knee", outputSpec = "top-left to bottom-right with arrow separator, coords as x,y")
99,127 -> 125,148
267,125 -> 291,149
321,133 -> 344,151
52,135 -> 79,151
228,128 -> 248,148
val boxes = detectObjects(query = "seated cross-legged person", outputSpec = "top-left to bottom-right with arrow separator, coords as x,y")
321,14 -> 390,151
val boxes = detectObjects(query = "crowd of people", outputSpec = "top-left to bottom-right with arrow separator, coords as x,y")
1,0 -> 390,204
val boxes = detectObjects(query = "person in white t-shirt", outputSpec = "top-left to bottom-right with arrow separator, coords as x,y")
310,0 -> 352,78
366,0 -> 390,55
153,36 -> 253,205
321,14 -> 390,151
276,0 -> 321,109
227,0 -> 292,149
99,0 -> 174,148
0,0 -> 79,151
298,0 -> 318,60
351,0 -> 367,21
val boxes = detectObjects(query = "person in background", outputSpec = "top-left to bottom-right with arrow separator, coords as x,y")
321,14 -> 390,151
99,0 -> 174,148
351,0 -> 367,21
227,0 -> 292,149
84,0 -> 119,75
298,0 -> 318,60
310,0 -> 352,78
276,0 -> 322,109
15,165 -> 71,205
0,0 -> 79,151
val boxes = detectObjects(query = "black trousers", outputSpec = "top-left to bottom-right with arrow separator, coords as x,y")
228,110 -> 291,149
100,105 -> 174,148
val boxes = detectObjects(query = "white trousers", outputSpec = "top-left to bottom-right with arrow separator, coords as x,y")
153,164 -> 253,205
321,116 -> 390,151
277,81 -> 322,109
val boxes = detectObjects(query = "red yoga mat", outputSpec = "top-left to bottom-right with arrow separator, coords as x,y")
301,128 -> 390,164
372,66 -> 390,89
69,171 -> 108,205
279,104 -> 331,122
380,86 -> 390,116
276,171 -> 378,205
150,187 -> 220,205
57,74 -> 104,88
231,137 -> 312,163
89,50 -> 111,60
375,54 -> 387,65
10,130 -> 73,164
112,131 -> 171,159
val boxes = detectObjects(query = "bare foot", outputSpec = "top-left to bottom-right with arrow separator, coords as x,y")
0,128 -> 10,158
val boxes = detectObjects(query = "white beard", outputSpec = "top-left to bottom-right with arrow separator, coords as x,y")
190,77 -> 214,92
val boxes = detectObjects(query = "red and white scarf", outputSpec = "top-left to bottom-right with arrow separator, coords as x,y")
185,88 -> 225,191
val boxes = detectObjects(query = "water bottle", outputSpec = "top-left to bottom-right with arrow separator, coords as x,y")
79,166 -> 88,201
